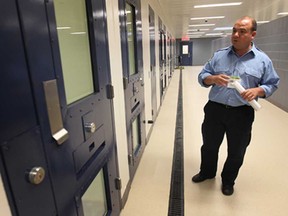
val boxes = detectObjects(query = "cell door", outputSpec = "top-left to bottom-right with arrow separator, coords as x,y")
0,0 -> 120,215
119,0 -> 146,179
180,41 -> 193,66
149,6 -> 157,122
159,18 -> 165,103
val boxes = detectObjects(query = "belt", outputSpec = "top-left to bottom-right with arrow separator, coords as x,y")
209,101 -> 248,109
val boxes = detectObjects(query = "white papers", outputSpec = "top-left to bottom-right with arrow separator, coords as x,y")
232,81 -> 262,111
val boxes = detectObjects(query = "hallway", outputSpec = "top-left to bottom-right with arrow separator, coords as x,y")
120,66 -> 288,216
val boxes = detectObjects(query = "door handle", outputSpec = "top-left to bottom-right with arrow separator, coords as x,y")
43,79 -> 69,145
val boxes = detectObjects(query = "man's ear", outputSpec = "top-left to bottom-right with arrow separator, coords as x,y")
251,31 -> 256,39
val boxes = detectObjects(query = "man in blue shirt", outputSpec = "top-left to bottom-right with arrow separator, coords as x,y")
192,16 -> 280,196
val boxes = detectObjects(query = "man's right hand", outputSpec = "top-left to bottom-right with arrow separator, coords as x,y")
204,74 -> 230,86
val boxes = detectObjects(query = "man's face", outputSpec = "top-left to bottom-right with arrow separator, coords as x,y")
231,18 -> 256,51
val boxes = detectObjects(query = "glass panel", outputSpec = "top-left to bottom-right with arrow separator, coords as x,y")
54,0 -> 94,104
132,115 -> 141,154
182,45 -> 188,54
125,3 -> 137,76
82,169 -> 108,216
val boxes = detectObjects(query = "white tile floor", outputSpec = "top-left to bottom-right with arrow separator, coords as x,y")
120,66 -> 288,216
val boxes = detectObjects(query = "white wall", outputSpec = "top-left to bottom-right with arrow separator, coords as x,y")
105,0 -> 130,198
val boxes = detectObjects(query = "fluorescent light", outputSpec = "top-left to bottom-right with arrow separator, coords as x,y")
206,33 -> 224,36
70,32 -> 86,35
57,26 -> 71,30
194,2 -> 242,8
190,16 -> 225,20
187,32 -> 205,35
257,21 -> 270,24
214,27 -> 232,31
189,24 -> 215,27
277,12 -> 288,15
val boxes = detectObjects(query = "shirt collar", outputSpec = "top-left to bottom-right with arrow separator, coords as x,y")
229,42 -> 256,57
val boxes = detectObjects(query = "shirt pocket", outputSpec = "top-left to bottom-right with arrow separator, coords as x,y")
243,69 -> 262,87
213,66 -> 230,75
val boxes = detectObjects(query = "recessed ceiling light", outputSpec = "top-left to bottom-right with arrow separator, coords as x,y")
57,26 -> 71,30
70,32 -> 87,35
187,32 -> 205,35
214,27 -> 232,31
206,33 -> 224,36
194,2 -> 242,8
189,24 -> 215,27
277,12 -> 288,15
257,21 -> 270,24
190,16 -> 225,20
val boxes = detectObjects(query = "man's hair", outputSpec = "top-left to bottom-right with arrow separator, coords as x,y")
241,16 -> 257,32
251,18 -> 257,32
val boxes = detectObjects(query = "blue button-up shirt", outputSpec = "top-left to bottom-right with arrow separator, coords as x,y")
198,44 -> 280,107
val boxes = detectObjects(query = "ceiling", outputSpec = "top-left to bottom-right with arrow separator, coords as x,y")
157,0 -> 288,38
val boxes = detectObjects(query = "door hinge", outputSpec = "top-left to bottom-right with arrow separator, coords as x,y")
106,84 -> 114,99
128,154 -> 133,165
115,177 -> 122,190
123,77 -> 128,90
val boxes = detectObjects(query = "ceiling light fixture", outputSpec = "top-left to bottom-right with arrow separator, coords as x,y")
257,21 -> 270,24
214,27 -> 232,31
194,2 -> 242,8
206,33 -> 224,36
189,24 -> 215,27
57,26 -> 71,30
277,12 -> 288,15
190,16 -> 225,20
70,32 -> 87,35
187,32 -> 205,35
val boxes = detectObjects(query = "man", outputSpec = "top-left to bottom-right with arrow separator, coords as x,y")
192,16 -> 280,196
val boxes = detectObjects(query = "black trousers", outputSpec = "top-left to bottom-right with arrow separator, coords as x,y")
199,100 -> 255,186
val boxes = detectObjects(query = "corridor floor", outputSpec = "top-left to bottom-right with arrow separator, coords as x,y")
120,66 -> 288,216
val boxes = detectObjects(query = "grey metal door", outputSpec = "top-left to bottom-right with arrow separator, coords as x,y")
180,41 -> 193,66
0,0 -> 120,215
119,0 -> 146,179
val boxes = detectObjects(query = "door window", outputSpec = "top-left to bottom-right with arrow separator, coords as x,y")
132,115 -> 141,154
82,169 -> 108,216
182,45 -> 188,54
125,3 -> 137,76
54,0 -> 94,104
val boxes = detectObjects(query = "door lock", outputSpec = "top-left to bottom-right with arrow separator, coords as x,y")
84,122 -> 96,133
27,167 -> 45,185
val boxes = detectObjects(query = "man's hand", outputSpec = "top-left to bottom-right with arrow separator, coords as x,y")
204,74 -> 230,86
241,87 -> 265,101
